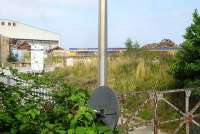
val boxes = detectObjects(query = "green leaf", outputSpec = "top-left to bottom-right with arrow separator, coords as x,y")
0,112 -> 13,123
55,130 -> 66,134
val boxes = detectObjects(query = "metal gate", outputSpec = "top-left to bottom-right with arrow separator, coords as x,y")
118,89 -> 200,134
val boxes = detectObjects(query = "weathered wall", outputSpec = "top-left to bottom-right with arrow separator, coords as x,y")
0,35 -> 9,67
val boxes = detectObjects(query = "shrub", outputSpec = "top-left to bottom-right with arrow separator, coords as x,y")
170,9 -> 200,88
0,70 -> 112,134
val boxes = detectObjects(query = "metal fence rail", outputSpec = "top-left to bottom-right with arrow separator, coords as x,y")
0,71 -> 52,100
119,89 -> 200,134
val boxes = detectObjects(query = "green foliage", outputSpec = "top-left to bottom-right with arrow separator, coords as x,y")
170,9 -> 200,88
125,38 -> 133,51
0,70 -> 112,134
137,109 -> 153,120
125,38 -> 140,52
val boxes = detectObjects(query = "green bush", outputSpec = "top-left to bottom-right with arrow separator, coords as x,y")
0,70 -> 112,134
170,9 -> 200,88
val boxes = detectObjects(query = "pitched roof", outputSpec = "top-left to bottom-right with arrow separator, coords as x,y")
47,46 -> 65,53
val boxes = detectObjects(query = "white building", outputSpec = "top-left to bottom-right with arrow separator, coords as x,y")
0,20 -> 60,51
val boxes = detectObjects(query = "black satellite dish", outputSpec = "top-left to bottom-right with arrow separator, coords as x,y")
88,86 -> 120,131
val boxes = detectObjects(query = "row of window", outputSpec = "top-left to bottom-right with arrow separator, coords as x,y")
1,22 -> 16,26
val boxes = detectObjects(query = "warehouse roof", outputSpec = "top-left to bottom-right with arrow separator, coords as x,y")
0,19 -> 60,41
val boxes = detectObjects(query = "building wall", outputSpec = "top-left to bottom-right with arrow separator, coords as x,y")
18,39 -> 59,51
0,35 -> 9,66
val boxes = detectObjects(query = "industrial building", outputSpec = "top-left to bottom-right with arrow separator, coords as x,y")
0,20 -> 60,49
67,48 -> 126,57
65,48 -> 127,66
0,19 -> 60,70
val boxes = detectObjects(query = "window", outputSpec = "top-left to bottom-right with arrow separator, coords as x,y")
8,22 -> 11,26
1,22 -> 5,25
13,22 -> 16,26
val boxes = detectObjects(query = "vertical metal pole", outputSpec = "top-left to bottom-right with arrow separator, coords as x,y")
98,0 -> 107,87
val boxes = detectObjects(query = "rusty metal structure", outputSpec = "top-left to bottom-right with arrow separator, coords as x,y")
119,89 -> 200,134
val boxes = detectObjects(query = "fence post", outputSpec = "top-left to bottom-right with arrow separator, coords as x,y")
185,90 -> 191,134
154,91 -> 158,134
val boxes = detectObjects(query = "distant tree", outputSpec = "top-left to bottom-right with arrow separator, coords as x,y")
132,41 -> 140,49
170,9 -> 200,88
125,38 -> 140,52
125,38 -> 133,51
7,51 -> 18,62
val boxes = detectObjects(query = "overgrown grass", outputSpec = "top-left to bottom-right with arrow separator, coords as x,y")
46,50 -> 175,93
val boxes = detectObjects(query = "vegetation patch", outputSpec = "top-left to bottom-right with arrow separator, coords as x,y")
0,70 -> 113,134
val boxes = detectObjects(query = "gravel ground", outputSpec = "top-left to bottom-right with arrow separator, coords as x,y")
129,127 -> 168,134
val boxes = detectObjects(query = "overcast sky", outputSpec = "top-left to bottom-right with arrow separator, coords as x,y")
0,0 -> 199,48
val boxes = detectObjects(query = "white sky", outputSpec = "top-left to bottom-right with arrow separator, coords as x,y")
0,0 -> 199,48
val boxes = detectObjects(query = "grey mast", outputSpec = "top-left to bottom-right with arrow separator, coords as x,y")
98,0 -> 108,87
